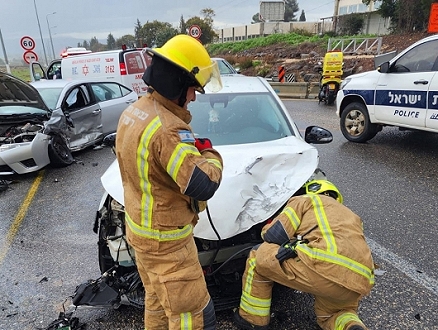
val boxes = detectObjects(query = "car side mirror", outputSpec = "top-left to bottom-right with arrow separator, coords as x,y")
304,126 -> 333,144
378,61 -> 390,73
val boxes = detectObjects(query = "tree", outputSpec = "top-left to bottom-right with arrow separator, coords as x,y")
134,19 -> 143,47
155,26 -> 178,47
89,36 -> 105,52
252,13 -> 262,23
201,8 -> 215,27
179,15 -> 187,34
115,35 -> 136,48
107,33 -> 116,50
284,0 -> 299,21
299,9 -> 306,22
362,0 -> 435,33
186,16 -> 217,44
338,13 -> 364,35
139,20 -> 176,48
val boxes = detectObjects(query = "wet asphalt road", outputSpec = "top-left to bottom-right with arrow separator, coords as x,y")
0,99 -> 437,330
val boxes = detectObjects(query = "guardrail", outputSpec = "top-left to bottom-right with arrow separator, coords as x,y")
269,81 -> 320,99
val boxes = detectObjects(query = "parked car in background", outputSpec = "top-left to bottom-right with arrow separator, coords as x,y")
30,79 -> 137,148
336,34 -> 438,142
213,57 -> 240,75
30,46 -> 151,97
0,72 -> 136,175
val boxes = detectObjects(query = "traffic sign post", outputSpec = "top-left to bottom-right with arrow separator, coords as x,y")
20,36 -> 36,51
23,50 -> 38,64
188,25 -> 202,39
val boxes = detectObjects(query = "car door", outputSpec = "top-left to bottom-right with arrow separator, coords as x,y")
425,71 -> 438,130
89,82 -> 137,135
62,84 -> 103,150
373,39 -> 438,129
30,60 -> 61,82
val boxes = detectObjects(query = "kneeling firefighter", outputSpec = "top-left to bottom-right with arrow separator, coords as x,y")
233,180 -> 375,330
116,34 -> 223,329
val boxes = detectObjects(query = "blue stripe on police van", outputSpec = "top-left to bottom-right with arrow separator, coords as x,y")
375,90 -> 427,109
343,90 -> 375,105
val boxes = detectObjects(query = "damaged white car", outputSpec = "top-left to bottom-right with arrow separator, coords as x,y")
1,72 -> 104,175
73,75 -> 334,311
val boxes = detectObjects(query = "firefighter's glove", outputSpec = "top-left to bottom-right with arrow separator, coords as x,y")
276,239 -> 299,264
195,138 -> 213,152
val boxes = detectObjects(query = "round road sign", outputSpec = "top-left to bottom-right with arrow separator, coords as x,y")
20,36 -> 36,51
188,25 -> 202,39
23,50 -> 38,64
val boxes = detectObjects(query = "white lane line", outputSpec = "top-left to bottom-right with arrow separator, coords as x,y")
367,237 -> 438,296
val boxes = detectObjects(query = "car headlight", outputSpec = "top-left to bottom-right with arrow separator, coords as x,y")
340,78 -> 351,90
0,144 -> 20,152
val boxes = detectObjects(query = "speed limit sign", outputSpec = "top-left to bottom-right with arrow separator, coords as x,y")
188,25 -> 202,39
20,36 -> 36,51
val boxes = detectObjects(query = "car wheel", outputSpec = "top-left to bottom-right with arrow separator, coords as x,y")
340,102 -> 379,143
48,135 -> 75,167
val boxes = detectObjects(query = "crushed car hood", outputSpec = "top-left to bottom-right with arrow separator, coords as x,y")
101,136 -> 319,240
0,72 -> 50,111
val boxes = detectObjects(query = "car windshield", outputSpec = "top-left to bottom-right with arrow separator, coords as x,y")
188,92 -> 294,146
0,105 -> 48,116
33,87 -> 63,109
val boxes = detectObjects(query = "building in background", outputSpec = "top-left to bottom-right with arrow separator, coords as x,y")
214,0 -> 389,44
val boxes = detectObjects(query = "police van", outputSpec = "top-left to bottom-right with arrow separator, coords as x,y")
30,46 -> 151,97
336,34 -> 438,143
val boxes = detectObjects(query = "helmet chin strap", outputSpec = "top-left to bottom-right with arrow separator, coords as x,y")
178,85 -> 188,107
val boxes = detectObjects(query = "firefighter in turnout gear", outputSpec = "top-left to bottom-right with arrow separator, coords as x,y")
233,180 -> 375,330
116,34 -> 223,330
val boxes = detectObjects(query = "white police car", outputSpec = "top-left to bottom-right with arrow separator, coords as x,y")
336,34 -> 438,142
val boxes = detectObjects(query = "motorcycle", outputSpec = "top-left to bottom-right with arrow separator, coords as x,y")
318,51 -> 343,106
72,126 -> 333,312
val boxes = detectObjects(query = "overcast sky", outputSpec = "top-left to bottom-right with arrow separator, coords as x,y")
0,0 -> 335,61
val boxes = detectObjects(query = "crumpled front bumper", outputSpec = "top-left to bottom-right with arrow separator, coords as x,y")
0,132 -> 51,175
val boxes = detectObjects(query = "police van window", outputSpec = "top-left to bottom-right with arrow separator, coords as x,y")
394,40 -> 438,73
124,52 -> 146,74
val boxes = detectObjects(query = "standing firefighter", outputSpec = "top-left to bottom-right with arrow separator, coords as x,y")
234,180 -> 375,330
116,34 -> 223,330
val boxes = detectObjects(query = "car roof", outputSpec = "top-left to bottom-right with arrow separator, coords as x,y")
0,71 -> 50,110
30,78 -> 119,88
209,75 -> 271,94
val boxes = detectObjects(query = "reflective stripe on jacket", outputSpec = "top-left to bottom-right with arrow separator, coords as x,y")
261,194 -> 374,295
116,90 -> 223,253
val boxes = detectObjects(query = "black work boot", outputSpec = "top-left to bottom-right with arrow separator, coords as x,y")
233,309 -> 269,330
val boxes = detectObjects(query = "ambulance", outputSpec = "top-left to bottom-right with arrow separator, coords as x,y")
30,46 -> 151,97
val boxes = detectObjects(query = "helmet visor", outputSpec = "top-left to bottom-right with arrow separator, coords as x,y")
197,60 -> 222,93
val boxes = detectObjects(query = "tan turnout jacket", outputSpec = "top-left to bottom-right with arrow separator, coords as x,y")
262,194 -> 375,295
116,90 -> 223,254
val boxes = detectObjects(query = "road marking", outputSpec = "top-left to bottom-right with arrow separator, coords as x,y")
0,170 -> 45,266
367,237 -> 438,296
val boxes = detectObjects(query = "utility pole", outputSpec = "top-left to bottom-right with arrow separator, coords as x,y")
333,0 -> 341,33
33,0 -> 48,66
0,28 -> 11,73
46,12 -> 56,60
